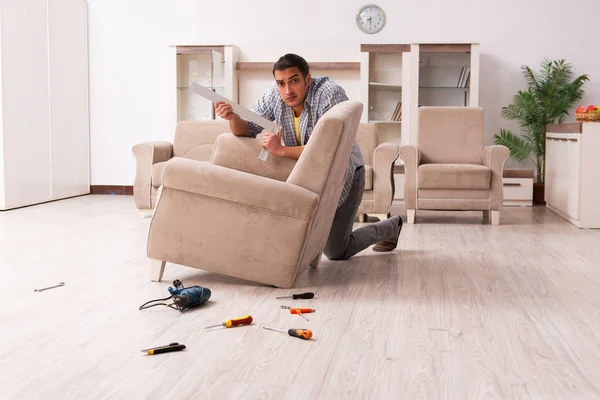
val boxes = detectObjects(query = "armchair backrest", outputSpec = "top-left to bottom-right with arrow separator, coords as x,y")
418,106 -> 484,165
173,120 -> 231,160
355,123 -> 378,166
286,100 -> 363,272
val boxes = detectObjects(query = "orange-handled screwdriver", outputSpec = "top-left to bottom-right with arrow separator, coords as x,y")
204,315 -> 253,329
290,308 -> 315,314
263,326 -> 313,340
280,306 -> 315,313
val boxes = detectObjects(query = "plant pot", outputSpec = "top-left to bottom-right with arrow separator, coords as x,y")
533,183 -> 545,205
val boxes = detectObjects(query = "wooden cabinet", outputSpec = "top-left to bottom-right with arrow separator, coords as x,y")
545,123 -> 600,228
0,0 -> 90,210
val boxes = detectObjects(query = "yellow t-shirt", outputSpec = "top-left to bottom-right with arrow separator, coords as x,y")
294,115 -> 301,145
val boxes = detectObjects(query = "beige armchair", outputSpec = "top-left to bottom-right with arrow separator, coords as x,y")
355,123 -> 399,222
145,100 -> 363,288
400,106 -> 509,225
131,120 -> 230,211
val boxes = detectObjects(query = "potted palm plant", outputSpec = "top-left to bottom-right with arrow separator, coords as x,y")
494,59 -> 589,204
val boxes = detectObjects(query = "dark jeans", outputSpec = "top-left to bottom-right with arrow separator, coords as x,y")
324,166 -> 399,260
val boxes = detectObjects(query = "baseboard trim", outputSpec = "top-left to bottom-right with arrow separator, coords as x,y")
90,185 -> 133,195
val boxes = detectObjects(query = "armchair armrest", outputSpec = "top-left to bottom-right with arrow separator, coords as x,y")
210,133 -> 296,182
162,157 -> 318,220
372,143 -> 400,212
399,145 -> 421,210
131,141 -> 173,209
482,145 -> 509,210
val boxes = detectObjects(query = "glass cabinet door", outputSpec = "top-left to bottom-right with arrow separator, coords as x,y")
177,49 -> 225,121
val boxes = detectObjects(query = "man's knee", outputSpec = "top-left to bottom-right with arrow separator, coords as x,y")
324,247 -> 351,261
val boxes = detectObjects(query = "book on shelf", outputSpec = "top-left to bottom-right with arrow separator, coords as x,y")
390,101 -> 402,121
457,67 -> 470,88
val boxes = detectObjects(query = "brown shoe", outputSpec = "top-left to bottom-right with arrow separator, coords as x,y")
373,216 -> 403,252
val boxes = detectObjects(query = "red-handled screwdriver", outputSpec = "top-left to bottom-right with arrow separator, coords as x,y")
204,315 -> 253,329
263,326 -> 313,340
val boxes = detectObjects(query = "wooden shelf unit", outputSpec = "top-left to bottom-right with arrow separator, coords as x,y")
360,43 -> 410,146
236,62 -> 360,71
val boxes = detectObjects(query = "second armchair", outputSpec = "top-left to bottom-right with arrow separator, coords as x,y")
400,106 -> 509,225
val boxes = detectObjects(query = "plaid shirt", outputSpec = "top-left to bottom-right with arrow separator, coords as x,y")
245,76 -> 364,207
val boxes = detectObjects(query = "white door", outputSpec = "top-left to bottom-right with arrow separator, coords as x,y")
546,134 -> 581,220
48,0 -> 90,199
0,0 -> 52,209
545,137 -> 559,209
565,137 -> 582,220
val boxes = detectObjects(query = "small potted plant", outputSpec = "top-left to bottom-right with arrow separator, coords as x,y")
494,58 -> 589,204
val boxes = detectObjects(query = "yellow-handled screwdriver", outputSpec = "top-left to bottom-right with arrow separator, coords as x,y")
204,315 -> 253,329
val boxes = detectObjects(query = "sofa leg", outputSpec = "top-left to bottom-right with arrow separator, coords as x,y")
150,259 -> 166,281
309,251 -> 323,269
482,210 -> 490,219
407,209 -> 415,224
373,213 -> 388,222
491,211 -> 500,226
140,209 -> 153,218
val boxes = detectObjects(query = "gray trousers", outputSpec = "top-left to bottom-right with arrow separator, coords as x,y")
324,166 -> 398,260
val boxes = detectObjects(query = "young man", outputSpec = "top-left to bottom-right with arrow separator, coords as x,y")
215,53 -> 402,260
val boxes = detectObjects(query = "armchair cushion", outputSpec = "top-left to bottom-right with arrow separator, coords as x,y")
162,158 -> 318,220
210,133 -> 296,182
418,106 -> 484,164
418,164 -> 491,190
364,165 -> 373,190
173,120 -> 230,158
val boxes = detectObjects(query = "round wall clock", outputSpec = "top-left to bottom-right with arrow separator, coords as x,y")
356,4 -> 386,34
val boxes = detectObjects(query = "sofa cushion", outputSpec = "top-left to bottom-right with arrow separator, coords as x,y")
151,161 -> 167,187
364,165 -> 373,190
418,163 -> 490,190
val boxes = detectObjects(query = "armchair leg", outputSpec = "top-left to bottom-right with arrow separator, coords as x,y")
309,251 -> 323,269
373,214 -> 389,222
150,259 -> 166,281
140,209 -> 153,219
482,210 -> 489,219
407,209 -> 415,224
491,211 -> 500,226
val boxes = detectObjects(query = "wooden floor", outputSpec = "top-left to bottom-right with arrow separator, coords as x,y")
1,195 -> 600,399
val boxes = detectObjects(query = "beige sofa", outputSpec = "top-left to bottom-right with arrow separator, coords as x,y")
146,100 -> 363,288
355,123 -> 399,221
400,106 -> 509,225
131,120 -> 230,210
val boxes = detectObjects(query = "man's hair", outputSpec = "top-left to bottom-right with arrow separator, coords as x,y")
273,54 -> 310,78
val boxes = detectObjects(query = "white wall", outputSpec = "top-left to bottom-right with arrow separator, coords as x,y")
88,0 -> 600,185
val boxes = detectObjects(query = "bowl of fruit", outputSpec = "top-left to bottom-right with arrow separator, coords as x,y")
576,105 -> 600,122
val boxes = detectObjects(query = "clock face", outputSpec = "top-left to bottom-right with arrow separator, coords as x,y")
356,5 -> 385,34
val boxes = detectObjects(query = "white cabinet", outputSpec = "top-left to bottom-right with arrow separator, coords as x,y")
502,169 -> 534,207
545,123 -> 600,228
0,0 -> 90,210
167,45 -> 238,134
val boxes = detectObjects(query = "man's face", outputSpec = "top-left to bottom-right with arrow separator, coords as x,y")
274,67 -> 311,108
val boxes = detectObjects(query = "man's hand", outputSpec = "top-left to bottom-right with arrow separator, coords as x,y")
215,101 -> 237,121
261,128 -> 284,157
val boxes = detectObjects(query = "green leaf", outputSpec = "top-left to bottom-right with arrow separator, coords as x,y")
493,129 -> 535,163
499,57 -> 589,163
